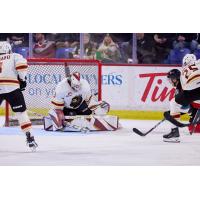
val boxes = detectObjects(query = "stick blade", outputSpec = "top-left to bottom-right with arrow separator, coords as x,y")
132,128 -> 146,136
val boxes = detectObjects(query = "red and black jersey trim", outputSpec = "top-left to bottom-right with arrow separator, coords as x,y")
16,65 -> 28,70
0,79 -> 19,84
186,74 -> 200,84
21,122 -> 32,130
51,101 -> 64,107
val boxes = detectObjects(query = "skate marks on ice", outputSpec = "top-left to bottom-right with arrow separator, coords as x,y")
0,120 -> 200,165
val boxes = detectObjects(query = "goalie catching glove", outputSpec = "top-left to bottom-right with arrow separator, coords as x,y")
70,95 -> 83,108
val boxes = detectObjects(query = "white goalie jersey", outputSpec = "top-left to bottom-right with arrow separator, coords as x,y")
45,74 -> 118,132
181,60 -> 200,90
0,53 -> 28,94
51,77 -> 92,110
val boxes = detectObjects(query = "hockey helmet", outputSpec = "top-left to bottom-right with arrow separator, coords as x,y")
182,54 -> 196,67
0,41 -> 12,54
167,69 -> 181,86
70,72 -> 81,91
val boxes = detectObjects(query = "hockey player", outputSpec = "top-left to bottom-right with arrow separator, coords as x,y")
163,68 -> 200,142
44,72 -> 118,132
0,41 -> 37,150
176,54 -> 200,106
163,69 -> 186,142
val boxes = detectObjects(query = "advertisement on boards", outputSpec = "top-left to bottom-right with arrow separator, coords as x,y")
102,65 -> 180,111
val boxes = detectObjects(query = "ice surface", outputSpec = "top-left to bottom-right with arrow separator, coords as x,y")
0,119 -> 200,166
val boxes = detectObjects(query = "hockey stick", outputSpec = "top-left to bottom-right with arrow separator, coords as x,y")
164,111 -> 189,127
189,109 -> 200,135
133,118 -> 165,136
133,111 -> 190,137
164,110 -> 200,130
27,110 -> 90,133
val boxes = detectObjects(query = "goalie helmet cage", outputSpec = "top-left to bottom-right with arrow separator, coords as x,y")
5,58 -> 102,126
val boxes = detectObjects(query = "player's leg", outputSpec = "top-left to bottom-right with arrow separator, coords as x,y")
6,89 -> 38,149
163,98 -> 189,142
188,101 -> 200,134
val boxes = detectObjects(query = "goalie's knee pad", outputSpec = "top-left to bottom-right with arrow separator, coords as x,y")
15,111 -> 32,133
48,109 -> 65,130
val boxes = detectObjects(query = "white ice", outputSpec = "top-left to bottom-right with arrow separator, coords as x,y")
0,119 -> 200,166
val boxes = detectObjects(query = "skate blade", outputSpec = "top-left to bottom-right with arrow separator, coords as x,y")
27,143 -> 38,152
163,137 -> 180,143
30,146 -> 37,152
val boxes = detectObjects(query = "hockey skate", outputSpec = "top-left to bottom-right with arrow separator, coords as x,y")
163,128 -> 180,143
26,132 -> 38,151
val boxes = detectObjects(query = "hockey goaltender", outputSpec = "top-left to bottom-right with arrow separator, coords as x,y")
44,72 -> 119,132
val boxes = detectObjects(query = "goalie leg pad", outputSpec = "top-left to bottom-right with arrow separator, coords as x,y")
44,115 -> 119,132
63,115 -> 119,131
43,116 -> 53,131
48,109 -> 65,130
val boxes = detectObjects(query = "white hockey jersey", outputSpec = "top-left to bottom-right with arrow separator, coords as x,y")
51,78 -> 92,109
0,53 -> 28,94
180,60 -> 200,90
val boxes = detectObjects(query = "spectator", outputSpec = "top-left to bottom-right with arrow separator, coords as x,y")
118,39 -> 133,63
136,33 -> 155,64
90,33 -> 105,45
55,33 -> 79,48
153,33 -> 175,63
33,33 -> 56,58
173,33 -> 198,52
73,33 -> 97,59
97,34 -> 121,63
9,33 -> 29,47
0,33 -> 10,42
108,34 -> 133,63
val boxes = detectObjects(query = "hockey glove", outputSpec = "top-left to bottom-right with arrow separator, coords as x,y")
70,95 -> 83,108
18,76 -> 27,91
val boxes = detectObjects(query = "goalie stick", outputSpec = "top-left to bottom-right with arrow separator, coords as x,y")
133,118 -> 165,136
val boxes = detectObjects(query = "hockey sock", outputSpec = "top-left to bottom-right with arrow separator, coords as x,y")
15,111 -> 32,133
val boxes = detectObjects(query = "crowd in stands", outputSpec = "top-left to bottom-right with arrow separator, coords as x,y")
137,33 -> 200,64
0,33 -> 200,64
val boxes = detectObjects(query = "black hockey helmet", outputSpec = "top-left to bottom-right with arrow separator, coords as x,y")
167,69 -> 181,86
167,69 -> 181,80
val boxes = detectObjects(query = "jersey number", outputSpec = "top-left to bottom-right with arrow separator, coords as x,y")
0,61 -> 3,73
183,65 -> 198,79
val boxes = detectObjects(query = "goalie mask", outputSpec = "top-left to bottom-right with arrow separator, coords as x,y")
69,72 -> 81,91
0,41 -> 12,54
182,54 -> 196,67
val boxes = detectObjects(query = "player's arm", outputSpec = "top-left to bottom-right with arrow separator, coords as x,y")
14,53 -> 28,91
51,84 -> 65,110
48,84 -> 65,130
83,81 -> 110,115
